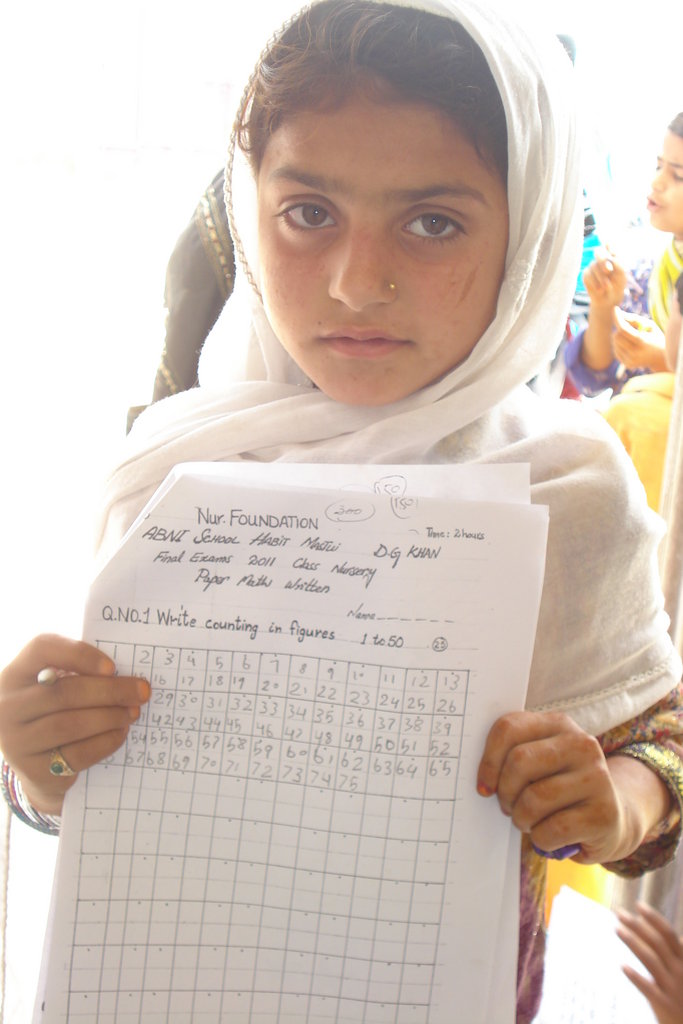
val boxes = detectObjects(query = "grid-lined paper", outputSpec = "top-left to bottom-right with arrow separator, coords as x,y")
35,464 -> 549,1023
71,643 -> 466,1023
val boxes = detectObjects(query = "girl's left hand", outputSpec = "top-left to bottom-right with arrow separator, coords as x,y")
612,309 -> 666,371
476,711 -> 635,864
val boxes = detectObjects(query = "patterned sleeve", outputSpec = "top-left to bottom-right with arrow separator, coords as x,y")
600,682 -> 683,877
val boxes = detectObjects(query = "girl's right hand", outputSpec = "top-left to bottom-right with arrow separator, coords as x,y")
583,253 -> 627,308
0,634 -> 150,815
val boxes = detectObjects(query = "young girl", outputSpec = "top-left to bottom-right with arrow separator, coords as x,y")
566,112 -> 683,398
564,112 -> 683,509
1,1 -> 682,1021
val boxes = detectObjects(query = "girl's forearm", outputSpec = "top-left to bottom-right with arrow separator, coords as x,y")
582,305 -> 616,370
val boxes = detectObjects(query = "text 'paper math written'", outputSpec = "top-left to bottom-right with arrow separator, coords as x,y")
94,473 -> 531,659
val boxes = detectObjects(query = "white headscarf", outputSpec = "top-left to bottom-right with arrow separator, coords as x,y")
96,0 -> 680,733
100,0 -> 583,526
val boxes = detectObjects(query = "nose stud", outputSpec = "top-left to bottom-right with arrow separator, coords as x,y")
386,281 -> 397,295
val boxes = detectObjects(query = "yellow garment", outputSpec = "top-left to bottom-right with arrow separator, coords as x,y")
545,861 -> 614,924
603,372 -> 675,511
648,238 -> 683,332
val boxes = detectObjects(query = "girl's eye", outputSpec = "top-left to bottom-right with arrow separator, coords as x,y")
284,203 -> 335,229
654,163 -> 683,184
404,213 -> 462,239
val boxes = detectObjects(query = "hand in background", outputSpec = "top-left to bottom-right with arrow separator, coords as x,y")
617,902 -> 683,1024
580,252 -> 630,371
612,308 -> 668,371
583,252 -> 628,309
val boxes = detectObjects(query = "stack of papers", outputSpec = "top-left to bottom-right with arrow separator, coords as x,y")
35,463 -> 548,1024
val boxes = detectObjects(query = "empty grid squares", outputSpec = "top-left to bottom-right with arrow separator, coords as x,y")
68,643 -> 469,1023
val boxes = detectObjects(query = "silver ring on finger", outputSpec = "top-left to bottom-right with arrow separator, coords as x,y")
49,748 -> 76,777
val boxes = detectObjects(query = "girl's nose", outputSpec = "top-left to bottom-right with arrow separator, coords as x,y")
651,166 -> 666,192
327,231 -> 398,312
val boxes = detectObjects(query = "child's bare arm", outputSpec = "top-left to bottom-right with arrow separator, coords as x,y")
476,710 -> 672,864
617,902 -> 683,1024
0,635 -> 150,815
581,254 -> 628,371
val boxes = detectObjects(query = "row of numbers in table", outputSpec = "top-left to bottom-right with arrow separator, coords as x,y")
103,646 -> 469,795
113,647 -> 466,708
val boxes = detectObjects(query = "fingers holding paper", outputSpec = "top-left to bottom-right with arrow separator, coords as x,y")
476,710 -> 656,865
0,634 -> 150,815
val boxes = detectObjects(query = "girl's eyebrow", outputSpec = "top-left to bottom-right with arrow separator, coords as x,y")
267,166 -> 490,205
393,183 -> 489,204
658,157 -> 683,171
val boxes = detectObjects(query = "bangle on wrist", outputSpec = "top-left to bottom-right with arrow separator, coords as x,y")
1,759 -> 60,835
616,741 -> 683,830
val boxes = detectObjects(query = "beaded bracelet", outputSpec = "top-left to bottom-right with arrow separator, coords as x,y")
1,760 -> 60,836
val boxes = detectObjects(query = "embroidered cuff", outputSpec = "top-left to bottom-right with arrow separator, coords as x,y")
1,760 -> 61,836
604,741 -> 683,877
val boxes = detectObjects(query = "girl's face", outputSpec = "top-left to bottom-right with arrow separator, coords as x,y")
648,131 -> 683,239
256,92 -> 509,406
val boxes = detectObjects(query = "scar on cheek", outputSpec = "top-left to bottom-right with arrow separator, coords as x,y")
452,265 -> 478,306
448,266 -> 481,309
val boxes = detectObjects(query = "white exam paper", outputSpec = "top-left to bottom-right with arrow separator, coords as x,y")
35,463 -> 547,1024
534,886 -> 658,1024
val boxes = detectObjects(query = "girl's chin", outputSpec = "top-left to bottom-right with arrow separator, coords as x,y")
314,378 -> 412,407
648,208 -> 677,233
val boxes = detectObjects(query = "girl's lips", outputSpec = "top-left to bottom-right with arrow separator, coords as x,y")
322,335 -> 408,358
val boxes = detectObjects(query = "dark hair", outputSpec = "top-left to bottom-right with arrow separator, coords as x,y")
238,0 -> 507,181
669,112 -> 683,140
